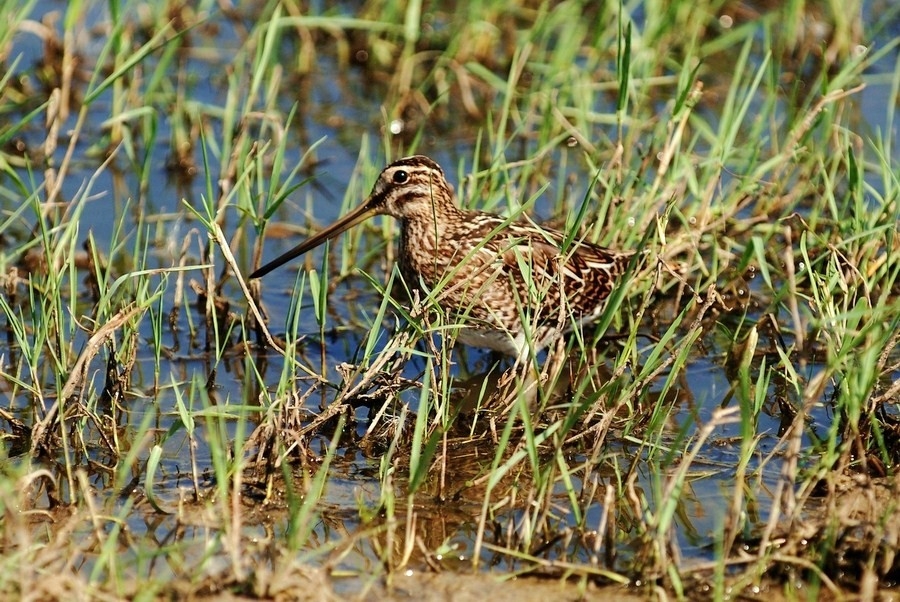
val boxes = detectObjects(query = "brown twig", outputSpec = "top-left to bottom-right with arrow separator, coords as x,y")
30,304 -> 145,456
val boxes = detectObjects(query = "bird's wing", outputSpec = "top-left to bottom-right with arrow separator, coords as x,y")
441,212 -> 635,327
472,218 -> 633,322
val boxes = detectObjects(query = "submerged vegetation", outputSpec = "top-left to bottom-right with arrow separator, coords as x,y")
1,0 -> 899,598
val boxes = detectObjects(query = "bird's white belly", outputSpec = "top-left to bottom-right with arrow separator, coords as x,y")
454,326 -> 523,357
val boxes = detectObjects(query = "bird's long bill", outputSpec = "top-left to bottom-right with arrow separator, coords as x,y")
250,201 -> 379,279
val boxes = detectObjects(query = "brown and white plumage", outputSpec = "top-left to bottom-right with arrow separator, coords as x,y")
251,155 -> 634,359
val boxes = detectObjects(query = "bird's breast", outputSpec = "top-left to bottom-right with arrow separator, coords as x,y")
397,218 -> 505,305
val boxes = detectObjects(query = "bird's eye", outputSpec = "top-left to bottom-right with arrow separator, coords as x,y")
392,170 -> 409,184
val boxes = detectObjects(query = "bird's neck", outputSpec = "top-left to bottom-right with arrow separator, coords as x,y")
398,204 -> 467,288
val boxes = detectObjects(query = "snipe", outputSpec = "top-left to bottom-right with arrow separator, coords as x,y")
251,155 -> 635,360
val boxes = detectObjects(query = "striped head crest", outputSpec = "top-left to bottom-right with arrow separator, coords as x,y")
367,155 -> 459,220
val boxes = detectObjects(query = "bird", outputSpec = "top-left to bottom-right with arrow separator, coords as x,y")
250,155 -> 635,361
